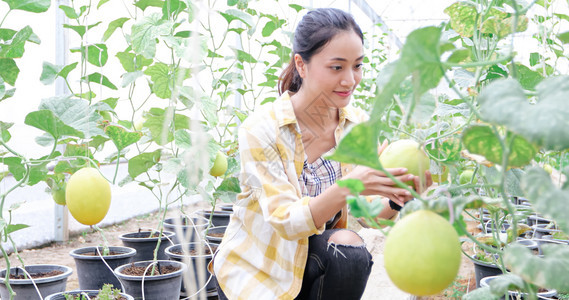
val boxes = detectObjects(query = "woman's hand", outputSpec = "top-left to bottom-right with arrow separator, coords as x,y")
343,165 -> 414,201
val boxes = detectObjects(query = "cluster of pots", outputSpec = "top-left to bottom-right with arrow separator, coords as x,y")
0,207 -> 232,300
469,199 -> 568,299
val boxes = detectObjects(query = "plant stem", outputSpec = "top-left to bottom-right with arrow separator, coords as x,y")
0,9 -> 10,27
0,244 -> 16,300
92,225 -> 110,256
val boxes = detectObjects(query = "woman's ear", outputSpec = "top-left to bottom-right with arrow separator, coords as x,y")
294,53 -> 306,78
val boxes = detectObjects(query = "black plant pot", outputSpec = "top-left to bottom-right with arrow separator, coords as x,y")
70,246 -> 137,291
196,209 -> 232,227
218,203 -> 234,212
114,260 -> 186,300
469,255 -> 503,288
480,275 -> 557,299
203,226 -> 227,245
165,242 -> 218,297
119,230 -> 174,262
45,289 -> 134,300
0,264 -> 73,300
163,216 -> 209,245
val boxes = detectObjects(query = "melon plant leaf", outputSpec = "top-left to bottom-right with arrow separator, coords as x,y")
0,26 -> 34,59
64,22 -> 102,38
104,125 -> 141,152
444,2 -> 477,37
478,77 -> 569,151
371,26 -> 445,121
144,63 -> 171,99
128,149 -> 162,179
219,9 -> 254,28
504,243 -> 569,292
325,120 -> 383,170
103,17 -> 130,41
463,286 -> 499,300
521,167 -> 569,236
0,121 -> 13,142
2,157 -> 25,180
82,72 -> 117,90
0,58 -> 19,86
134,0 -> 164,11
131,13 -> 172,59
3,0 -> 50,12
39,96 -> 104,138
24,110 -> 84,140
462,125 -> 536,167
144,107 -> 191,145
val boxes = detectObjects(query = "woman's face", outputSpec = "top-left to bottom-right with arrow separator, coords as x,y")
296,30 -> 364,108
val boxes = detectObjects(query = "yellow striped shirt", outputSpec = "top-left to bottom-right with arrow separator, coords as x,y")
212,92 -> 368,299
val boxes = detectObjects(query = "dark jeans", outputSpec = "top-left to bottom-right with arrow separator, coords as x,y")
216,229 -> 373,300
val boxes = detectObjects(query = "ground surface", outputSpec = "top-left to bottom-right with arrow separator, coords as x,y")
0,209 -> 478,299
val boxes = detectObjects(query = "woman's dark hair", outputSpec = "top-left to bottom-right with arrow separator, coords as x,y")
278,8 -> 363,95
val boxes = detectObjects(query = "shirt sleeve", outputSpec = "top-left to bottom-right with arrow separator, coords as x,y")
237,122 -> 324,241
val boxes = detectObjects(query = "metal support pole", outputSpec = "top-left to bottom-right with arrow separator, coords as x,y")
54,0 -> 70,243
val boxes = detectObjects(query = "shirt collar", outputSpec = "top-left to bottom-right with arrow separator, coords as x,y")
275,91 -> 360,128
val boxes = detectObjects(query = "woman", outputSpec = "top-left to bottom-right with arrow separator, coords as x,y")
211,8 -> 431,300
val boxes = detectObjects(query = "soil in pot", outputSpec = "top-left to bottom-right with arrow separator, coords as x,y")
114,260 -> 186,300
120,263 -> 181,276
9,270 -> 63,279
0,264 -> 73,300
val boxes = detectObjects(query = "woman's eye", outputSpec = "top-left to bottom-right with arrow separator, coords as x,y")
331,66 -> 342,71
354,63 -> 363,70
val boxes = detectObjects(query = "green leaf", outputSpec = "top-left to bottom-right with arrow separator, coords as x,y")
40,62 -> 60,85
227,0 -> 238,6
262,19 -> 285,37
0,121 -> 13,142
145,107 -> 191,145
28,159 -> 48,185
104,125 -> 141,151
144,62 -> 172,99
59,5 -> 80,19
59,62 -> 78,79
558,31 -> 569,44
64,143 -> 93,159
4,0 -> 50,12
215,177 -> 241,193
481,9 -> 529,38
97,0 -> 110,9
529,52 -> 541,67
326,120 -> 383,170
85,44 -> 108,67
24,110 -> 84,140
478,77 -> 569,151
521,167 -> 569,236
463,286 -> 499,300
116,51 -> 153,72
64,22 -> 102,38
0,58 -> 19,85
483,274 -> 526,296
233,48 -> 257,63
513,63 -> 543,91
131,13 -> 172,59
6,224 -> 30,234
103,17 -> 129,41
39,96 -> 105,138
444,2 -> 477,37
346,196 -> 384,220
462,125 -> 536,167
162,0 -> 186,18
337,178 -> 365,195
504,243 -> 569,292
2,157 -> 25,180
134,0 -> 164,10
0,26 -> 33,59
82,72 -> 117,90
174,129 -> 192,149
128,150 -> 162,179
371,26 -> 445,120
219,9 -> 254,28
288,4 -> 304,12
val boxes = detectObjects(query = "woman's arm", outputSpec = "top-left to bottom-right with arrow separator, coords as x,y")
308,166 -> 415,228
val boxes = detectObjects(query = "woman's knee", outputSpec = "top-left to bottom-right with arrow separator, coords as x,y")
327,230 -> 364,246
